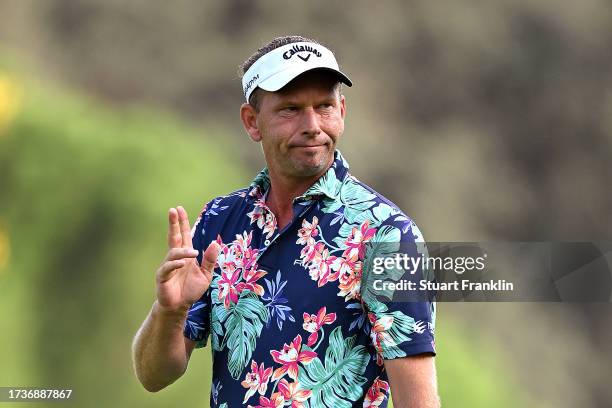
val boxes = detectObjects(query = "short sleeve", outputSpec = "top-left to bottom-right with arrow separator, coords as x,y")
183,203 -> 213,349
361,214 -> 436,360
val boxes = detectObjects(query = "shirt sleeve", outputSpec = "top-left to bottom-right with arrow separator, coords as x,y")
361,214 -> 436,360
183,203 -> 213,349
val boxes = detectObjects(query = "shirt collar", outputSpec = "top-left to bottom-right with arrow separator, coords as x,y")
247,149 -> 350,202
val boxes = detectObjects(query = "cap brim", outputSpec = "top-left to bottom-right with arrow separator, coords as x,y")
258,66 -> 352,93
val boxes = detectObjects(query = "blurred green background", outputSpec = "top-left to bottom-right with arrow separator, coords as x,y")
0,1 -> 611,407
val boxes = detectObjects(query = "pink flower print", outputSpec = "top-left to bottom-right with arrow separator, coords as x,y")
227,235 -> 258,272
343,220 -> 376,261
241,360 -> 273,404
236,268 -> 268,296
296,216 -> 319,245
270,335 -> 317,381
218,267 -> 240,309
247,200 -> 266,228
308,247 -> 339,287
234,232 -> 257,266
302,307 -> 337,347
368,313 -> 395,365
262,211 -> 277,239
336,258 -> 363,301
234,230 -> 253,251
248,392 -> 285,408
363,377 -> 390,408
248,200 -> 277,239
241,245 -> 259,272
215,240 -> 240,280
301,241 -> 324,267
248,184 -> 265,200
277,379 -> 312,408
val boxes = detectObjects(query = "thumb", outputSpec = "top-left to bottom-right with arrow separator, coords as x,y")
200,241 -> 221,279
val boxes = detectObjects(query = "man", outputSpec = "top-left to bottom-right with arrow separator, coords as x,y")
132,35 -> 439,408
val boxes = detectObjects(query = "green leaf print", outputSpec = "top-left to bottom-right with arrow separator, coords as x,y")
361,224 -> 403,306
349,202 -> 400,228
376,310 -> 420,360
319,176 -> 376,218
332,202 -> 400,248
321,197 -> 343,214
306,167 -> 343,199
338,179 -> 376,219
221,292 -> 269,379
210,283 -> 230,351
298,327 -> 369,408
332,221 -> 357,248
211,317 -> 224,352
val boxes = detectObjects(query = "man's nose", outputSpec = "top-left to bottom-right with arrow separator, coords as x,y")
300,107 -> 321,137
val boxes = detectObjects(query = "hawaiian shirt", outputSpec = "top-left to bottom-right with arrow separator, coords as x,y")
184,150 -> 436,408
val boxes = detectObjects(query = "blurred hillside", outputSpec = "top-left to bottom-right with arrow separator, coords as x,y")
1,0 -> 610,241
0,1 -> 611,407
0,71 -> 246,407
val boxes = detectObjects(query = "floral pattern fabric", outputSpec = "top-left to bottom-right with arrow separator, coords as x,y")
184,150 -> 435,408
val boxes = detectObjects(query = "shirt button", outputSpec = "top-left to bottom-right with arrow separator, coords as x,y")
264,239 -> 271,246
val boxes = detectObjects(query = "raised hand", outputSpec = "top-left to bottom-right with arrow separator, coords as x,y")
155,205 -> 220,314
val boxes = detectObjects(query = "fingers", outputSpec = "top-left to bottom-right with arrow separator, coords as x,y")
168,206 -> 193,249
156,259 -> 186,283
167,208 -> 182,249
165,247 -> 199,262
177,206 -> 193,248
200,241 -> 221,280
157,247 -> 199,283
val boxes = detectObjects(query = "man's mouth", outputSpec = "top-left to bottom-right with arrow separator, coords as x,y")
290,143 -> 328,149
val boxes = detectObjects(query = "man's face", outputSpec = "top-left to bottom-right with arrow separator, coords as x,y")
244,70 -> 346,180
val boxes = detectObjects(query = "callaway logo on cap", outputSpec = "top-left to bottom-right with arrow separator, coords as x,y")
241,42 -> 353,102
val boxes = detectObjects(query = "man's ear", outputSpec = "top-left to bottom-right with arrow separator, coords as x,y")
340,94 -> 346,120
240,103 -> 261,142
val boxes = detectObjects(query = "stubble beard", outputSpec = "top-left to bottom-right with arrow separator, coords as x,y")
284,144 -> 334,179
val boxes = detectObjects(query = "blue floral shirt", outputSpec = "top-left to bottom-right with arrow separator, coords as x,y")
184,150 -> 436,408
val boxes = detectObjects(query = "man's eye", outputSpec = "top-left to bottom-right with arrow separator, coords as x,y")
282,106 -> 297,112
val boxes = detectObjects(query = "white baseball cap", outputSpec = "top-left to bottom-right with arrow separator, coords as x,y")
241,41 -> 352,103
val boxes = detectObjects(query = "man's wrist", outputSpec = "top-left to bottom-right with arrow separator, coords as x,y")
152,300 -> 190,321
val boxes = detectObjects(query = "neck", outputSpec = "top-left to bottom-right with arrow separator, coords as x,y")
265,166 -> 328,229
